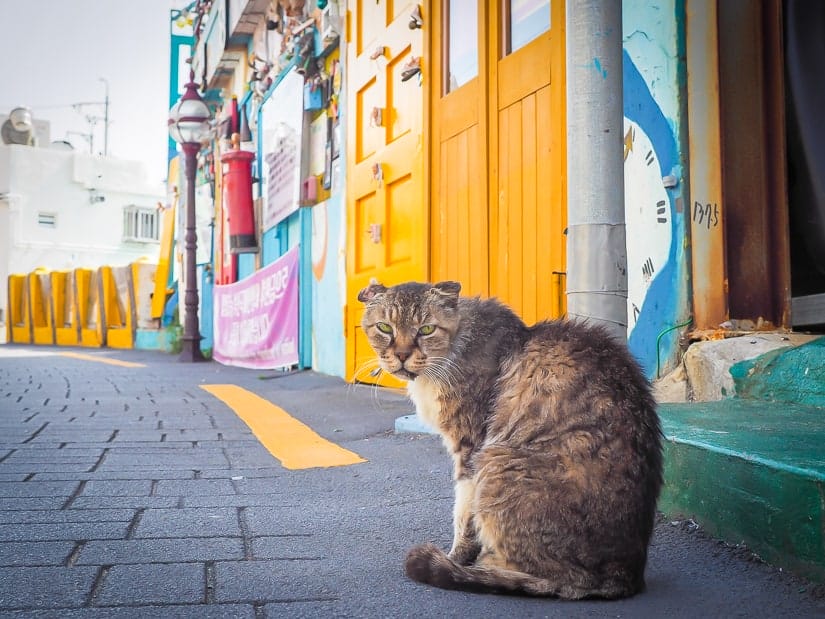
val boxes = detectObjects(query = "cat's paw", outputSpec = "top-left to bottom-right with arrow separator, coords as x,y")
405,543 -> 446,584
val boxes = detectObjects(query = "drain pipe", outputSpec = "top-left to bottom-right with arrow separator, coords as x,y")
565,0 -> 628,341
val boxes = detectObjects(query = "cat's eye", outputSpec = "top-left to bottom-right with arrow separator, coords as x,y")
376,322 -> 393,334
418,325 -> 436,336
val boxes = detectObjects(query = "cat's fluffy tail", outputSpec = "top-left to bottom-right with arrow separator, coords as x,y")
405,543 -> 636,599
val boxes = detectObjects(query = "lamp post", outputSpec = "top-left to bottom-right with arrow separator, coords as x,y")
168,73 -> 212,362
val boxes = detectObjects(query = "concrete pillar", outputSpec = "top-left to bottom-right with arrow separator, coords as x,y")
565,0 -> 627,340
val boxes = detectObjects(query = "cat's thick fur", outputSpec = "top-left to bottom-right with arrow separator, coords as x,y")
358,280 -> 663,599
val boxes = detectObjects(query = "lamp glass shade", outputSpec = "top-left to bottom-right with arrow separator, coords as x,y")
168,89 -> 211,145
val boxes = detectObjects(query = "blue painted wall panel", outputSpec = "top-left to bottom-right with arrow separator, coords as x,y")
310,191 -> 346,377
622,0 -> 691,377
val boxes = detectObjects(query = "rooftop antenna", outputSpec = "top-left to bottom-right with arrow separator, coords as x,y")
99,77 -> 109,155
70,78 -> 110,155
66,130 -> 93,153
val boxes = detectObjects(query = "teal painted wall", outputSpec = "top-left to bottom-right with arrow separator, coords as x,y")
199,266 -> 213,352
731,337 -> 825,406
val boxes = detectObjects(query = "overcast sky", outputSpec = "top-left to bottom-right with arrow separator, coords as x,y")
0,0 -> 184,184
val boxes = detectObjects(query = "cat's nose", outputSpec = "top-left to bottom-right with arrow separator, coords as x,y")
396,351 -> 411,363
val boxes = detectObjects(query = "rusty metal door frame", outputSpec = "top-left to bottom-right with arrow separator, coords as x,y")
716,0 -> 791,328
686,0 -> 728,331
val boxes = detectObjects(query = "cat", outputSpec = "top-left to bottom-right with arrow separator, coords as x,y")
358,280 -> 663,599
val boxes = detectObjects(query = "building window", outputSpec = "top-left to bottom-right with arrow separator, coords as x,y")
37,212 -> 57,228
445,0 -> 479,94
505,0 -> 551,55
123,205 -> 160,242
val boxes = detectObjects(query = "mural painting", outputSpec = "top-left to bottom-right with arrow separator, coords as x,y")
623,49 -> 689,377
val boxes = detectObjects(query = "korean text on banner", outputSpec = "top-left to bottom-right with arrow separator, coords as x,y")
213,246 -> 299,369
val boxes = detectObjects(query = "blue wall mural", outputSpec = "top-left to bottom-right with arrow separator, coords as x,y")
623,47 -> 690,378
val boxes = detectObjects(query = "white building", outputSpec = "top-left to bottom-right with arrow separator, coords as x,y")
0,123 -> 165,341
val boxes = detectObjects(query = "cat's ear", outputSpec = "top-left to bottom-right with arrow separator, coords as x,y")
432,281 -> 461,296
429,281 -> 461,307
358,279 -> 387,303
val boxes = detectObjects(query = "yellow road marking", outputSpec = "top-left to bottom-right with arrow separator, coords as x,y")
200,384 -> 367,470
58,352 -> 145,368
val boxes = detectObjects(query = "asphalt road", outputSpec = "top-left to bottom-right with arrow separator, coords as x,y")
0,345 -> 822,618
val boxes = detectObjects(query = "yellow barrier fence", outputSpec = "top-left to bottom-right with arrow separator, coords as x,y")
75,267 -> 105,347
6,273 -> 31,344
7,261 -> 157,350
51,270 -> 80,346
29,269 -> 54,345
100,265 -> 136,350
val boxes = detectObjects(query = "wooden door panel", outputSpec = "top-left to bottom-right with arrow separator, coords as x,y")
520,93 -> 539,322
387,46 -> 416,143
440,80 -> 480,139
536,82 -> 565,318
495,81 -> 564,325
497,101 -> 525,313
385,173 -> 415,266
432,125 -> 488,296
430,1 -> 489,297
353,191 -> 381,274
354,1 -> 386,55
491,0 -> 565,324
498,35 -> 553,107
355,77 -> 381,162
346,0 -> 426,383
430,1 -> 565,322
391,1 -> 411,20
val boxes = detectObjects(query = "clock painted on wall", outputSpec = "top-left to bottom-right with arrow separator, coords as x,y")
623,118 -> 672,336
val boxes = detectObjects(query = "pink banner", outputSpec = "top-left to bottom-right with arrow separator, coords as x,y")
213,246 -> 300,369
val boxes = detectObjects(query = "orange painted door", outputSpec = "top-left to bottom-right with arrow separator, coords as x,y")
346,1 -> 427,384
430,0 -> 567,323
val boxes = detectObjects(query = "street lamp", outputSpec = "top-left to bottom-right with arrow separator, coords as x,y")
168,73 -> 211,362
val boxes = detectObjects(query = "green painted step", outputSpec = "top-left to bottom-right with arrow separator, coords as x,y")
658,400 -> 825,583
731,336 -> 825,406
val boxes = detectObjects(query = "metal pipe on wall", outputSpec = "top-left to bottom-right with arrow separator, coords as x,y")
686,0 -> 728,330
565,0 -> 628,341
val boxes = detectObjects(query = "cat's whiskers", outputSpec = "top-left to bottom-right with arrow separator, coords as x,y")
349,359 -> 384,405
422,356 -> 461,391
369,377 -> 386,408
349,358 -> 400,411
352,357 -> 381,383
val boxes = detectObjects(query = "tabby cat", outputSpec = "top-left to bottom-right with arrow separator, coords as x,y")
358,280 -> 663,599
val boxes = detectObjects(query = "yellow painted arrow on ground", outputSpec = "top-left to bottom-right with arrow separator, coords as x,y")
201,384 -> 367,470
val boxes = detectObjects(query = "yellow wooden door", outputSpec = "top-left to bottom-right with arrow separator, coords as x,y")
430,0 -> 566,324
429,2 -> 489,297
491,0 -> 566,325
346,1 -> 427,384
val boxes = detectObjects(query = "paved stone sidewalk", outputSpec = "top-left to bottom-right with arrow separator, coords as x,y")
0,346 -> 823,618
0,347 -> 412,617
